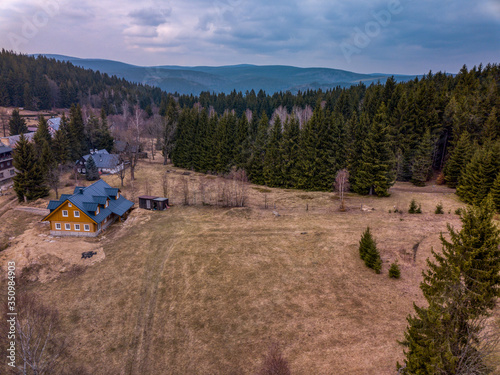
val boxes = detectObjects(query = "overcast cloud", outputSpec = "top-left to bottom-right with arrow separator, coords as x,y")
0,0 -> 498,74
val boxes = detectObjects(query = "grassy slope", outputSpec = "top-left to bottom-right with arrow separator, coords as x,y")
13,160 -> 482,374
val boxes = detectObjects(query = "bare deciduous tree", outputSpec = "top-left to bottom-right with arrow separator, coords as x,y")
180,176 -> 190,205
334,169 -> 350,211
47,166 -> 61,199
0,291 -> 67,375
161,171 -> 170,198
116,158 -> 127,187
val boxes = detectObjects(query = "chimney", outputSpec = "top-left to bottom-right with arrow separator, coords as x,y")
90,149 -> 94,155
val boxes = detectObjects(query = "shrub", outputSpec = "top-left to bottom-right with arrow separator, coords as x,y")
256,343 -> 291,375
455,208 -> 463,215
435,202 -> 444,214
408,199 -> 422,214
389,262 -> 401,278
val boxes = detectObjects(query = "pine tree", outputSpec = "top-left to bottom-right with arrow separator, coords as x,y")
33,116 -> 52,155
85,155 -> 99,181
52,128 -> 69,165
389,262 -> 401,278
8,109 -> 28,135
12,134 -> 49,202
490,173 -> 500,212
280,117 -> 300,188
263,116 -> 283,186
399,198 -> 500,374
359,227 -> 382,273
68,104 -> 86,159
444,131 -> 473,188
410,128 -> 433,186
353,103 -> 395,196
247,112 -> 269,185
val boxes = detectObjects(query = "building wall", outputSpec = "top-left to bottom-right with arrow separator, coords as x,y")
0,151 -> 15,182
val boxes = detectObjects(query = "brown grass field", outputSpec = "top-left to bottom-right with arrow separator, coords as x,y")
1,158 -> 500,374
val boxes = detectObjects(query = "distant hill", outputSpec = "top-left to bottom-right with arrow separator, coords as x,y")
34,54 -> 420,95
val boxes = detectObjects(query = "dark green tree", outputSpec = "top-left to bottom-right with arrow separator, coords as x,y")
85,155 -> 99,181
353,103 -> 395,196
247,112 -> 269,185
8,109 -> 27,135
263,116 -> 283,186
12,134 -> 49,202
399,198 -> 500,374
410,128 -> 433,186
490,173 -> 500,212
444,131 -> 473,188
68,104 -> 86,159
359,227 -> 382,273
33,116 -> 52,155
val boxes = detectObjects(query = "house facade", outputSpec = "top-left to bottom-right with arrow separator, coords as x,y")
42,180 -> 134,237
76,149 -> 125,175
0,145 -> 15,183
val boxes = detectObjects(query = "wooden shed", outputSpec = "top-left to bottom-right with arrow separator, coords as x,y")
138,196 -> 169,210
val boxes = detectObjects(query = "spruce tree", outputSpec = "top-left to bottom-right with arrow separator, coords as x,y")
444,131 -> 473,188
410,128 -> 433,186
399,198 -> 500,374
52,128 -> 70,165
8,109 -> 27,135
490,173 -> 500,212
33,116 -> 52,156
12,134 -> 49,202
353,103 -> 395,196
85,155 -> 99,181
359,227 -> 382,273
263,116 -> 283,187
247,112 -> 269,185
68,104 -> 86,159
280,117 -> 300,188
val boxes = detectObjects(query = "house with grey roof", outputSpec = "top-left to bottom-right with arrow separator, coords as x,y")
47,117 -> 61,135
42,180 -> 134,237
0,145 -> 15,184
0,132 -> 35,148
76,149 -> 125,175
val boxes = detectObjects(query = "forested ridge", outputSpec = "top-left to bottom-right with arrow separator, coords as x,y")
2,51 -> 500,204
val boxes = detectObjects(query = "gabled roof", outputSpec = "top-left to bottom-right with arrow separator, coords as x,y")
0,145 -> 12,154
43,180 -> 134,224
47,117 -> 61,131
80,153 -> 120,169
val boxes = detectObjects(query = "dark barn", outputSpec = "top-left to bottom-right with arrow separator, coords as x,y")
138,196 -> 169,210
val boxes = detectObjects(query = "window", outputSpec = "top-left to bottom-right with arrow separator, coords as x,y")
74,211 -> 80,217
55,223 -> 61,230
0,172 -> 3,178
74,224 -> 80,231
64,223 -> 71,230
62,210 -> 68,217
68,203 -> 72,207
84,224 -> 90,231
9,170 -> 14,176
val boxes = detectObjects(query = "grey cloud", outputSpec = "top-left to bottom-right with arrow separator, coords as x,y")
129,7 -> 171,26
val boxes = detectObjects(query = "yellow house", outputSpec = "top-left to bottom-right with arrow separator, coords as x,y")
42,180 -> 134,237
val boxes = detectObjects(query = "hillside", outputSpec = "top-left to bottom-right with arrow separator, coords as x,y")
36,54 -> 420,95
0,159 -> 481,375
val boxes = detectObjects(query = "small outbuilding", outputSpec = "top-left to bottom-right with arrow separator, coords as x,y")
138,196 -> 169,210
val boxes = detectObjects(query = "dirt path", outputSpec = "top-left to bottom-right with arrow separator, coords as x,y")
14,206 -> 49,215
125,229 -> 183,375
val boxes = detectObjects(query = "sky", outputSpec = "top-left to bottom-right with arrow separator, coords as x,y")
0,0 -> 499,74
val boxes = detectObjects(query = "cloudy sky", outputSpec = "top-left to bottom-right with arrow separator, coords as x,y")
0,0 -> 499,74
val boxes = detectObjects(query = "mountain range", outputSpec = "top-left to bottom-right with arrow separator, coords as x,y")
34,54 -> 420,95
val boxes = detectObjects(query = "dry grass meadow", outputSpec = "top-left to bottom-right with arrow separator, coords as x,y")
1,157 -> 500,374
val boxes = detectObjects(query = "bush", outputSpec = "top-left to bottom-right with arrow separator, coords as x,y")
455,208 -> 463,215
389,262 -> 401,278
435,202 -> 444,214
256,343 -> 291,375
408,199 -> 422,214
